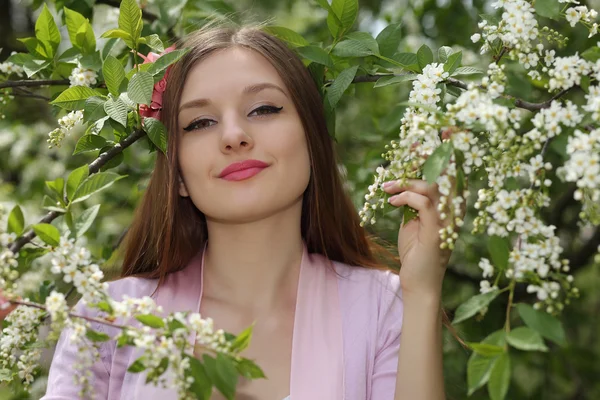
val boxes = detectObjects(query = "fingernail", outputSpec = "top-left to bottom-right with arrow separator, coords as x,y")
382,181 -> 395,188
387,195 -> 397,203
0,302 -> 10,311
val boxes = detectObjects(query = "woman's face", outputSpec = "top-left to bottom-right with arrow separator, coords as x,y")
177,47 -> 311,223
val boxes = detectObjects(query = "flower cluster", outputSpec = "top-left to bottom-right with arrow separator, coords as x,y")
47,109 -> 84,148
0,60 -> 25,78
68,62 -> 98,88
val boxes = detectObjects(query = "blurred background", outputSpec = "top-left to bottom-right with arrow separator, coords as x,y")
1,0 -> 599,398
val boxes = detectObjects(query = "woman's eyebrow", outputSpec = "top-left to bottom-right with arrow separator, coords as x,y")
178,82 -> 288,114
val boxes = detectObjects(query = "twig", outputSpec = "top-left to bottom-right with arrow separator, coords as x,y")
11,87 -> 50,101
0,79 -> 69,89
10,299 -> 127,330
8,129 -> 147,254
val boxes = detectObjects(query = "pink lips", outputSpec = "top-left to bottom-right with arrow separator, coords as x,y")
218,159 -> 269,181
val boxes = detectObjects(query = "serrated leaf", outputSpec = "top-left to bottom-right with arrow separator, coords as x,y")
83,97 -> 107,122
45,177 -> 65,203
467,342 -> 505,357
18,37 -> 48,59
141,34 -> 164,53
74,134 -> 108,155
85,329 -> 111,342
467,330 -> 505,396
104,97 -> 129,127
203,354 -> 238,400
488,235 -> 510,271
487,353 -> 510,400
581,46 -> 600,63
71,172 -> 127,204
118,0 -> 143,43
135,314 -> 165,329
64,7 -> 88,48
373,73 -> 417,88
66,165 -> 90,202
389,52 -> 420,71
297,46 -> 334,67
100,28 -> 132,42
506,326 -> 549,352
453,290 -> 500,324
332,32 -> 379,57
327,65 -> 358,108
331,0 -> 359,33
101,38 -> 119,61
73,204 -> 101,238
147,49 -> 189,76
128,71 -> 154,105
143,117 -> 167,154
417,44 -> 433,70
516,303 -> 566,346
185,356 -> 212,400
42,195 -> 66,213
103,56 -> 126,97
263,26 -> 309,47
376,23 -> 403,58
8,205 -> 25,236
127,357 -> 147,373
535,0 -> 560,20
423,142 -> 453,183
451,66 -> 485,76
444,51 -> 462,74
35,4 -> 60,59
230,324 -> 254,353
235,358 -> 266,379
438,46 -> 454,63
33,223 -> 60,247
51,87 -> 102,111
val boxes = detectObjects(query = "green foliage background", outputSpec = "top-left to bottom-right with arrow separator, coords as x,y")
0,0 -> 599,399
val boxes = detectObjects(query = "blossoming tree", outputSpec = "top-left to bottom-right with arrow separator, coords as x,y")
0,0 -> 599,398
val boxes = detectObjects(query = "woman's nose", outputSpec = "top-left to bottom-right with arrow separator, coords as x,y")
220,114 -> 254,152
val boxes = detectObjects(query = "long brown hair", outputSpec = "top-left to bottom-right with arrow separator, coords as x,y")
115,23 -> 460,341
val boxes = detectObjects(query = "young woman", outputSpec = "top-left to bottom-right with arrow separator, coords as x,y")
2,24 -> 452,400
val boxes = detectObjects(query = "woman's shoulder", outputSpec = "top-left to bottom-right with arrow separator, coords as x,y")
333,260 -> 402,303
104,274 -> 159,301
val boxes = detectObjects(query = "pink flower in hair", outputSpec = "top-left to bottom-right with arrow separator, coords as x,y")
135,44 -> 177,121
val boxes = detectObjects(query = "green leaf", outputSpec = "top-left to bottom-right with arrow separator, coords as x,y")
64,7 -> 88,49
327,65 -> 358,108
128,71 -> 154,105
581,46 -> 600,63
95,300 -> 113,313
143,117 -> 168,154
8,205 -> 25,236
76,23 -> 97,55
438,46 -> 454,63
516,303 -> 567,346
71,172 -> 127,204
127,357 -> 147,373
417,44 -> 433,70
297,46 -> 334,68
118,0 -> 143,43
423,142 -> 453,183
42,195 -> 66,213
444,51 -> 462,74
215,354 -> 238,400
32,223 -> 60,247
230,324 -> 254,353
66,165 -> 90,202
331,0 -> 359,33
388,52 -> 420,72
45,177 -> 65,203
74,134 -> 108,155
376,23 -> 403,58
147,49 -> 189,77
104,96 -> 129,127
101,38 -> 120,61
467,330 -> 505,396
185,356 -> 212,400
85,329 -> 111,342
535,0 -> 560,20
235,358 -> 266,379
487,353 -> 510,400
453,290 -> 500,324
51,87 -> 102,111
100,29 -> 133,49
332,32 -> 379,57
488,235 -> 510,271
79,52 -> 102,71
83,97 -> 107,123
35,4 -> 60,59
141,34 -> 164,53
263,26 -> 309,47
103,56 -> 126,97
451,66 -> 485,76
73,204 -> 101,238
467,342 -> 505,357
373,73 -> 417,88
17,37 -> 49,59
506,326 -> 549,352
135,314 -> 165,329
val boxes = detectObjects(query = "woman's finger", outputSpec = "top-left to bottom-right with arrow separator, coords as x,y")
382,179 -> 440,203
388,191 -> 440,229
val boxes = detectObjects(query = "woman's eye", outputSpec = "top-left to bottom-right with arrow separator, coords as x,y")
249,105 -> 283,117
183,119 -> 216,132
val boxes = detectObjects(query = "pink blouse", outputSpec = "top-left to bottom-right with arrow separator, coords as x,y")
42,243 -> 403,399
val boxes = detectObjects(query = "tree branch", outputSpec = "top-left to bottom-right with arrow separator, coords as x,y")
0,79 -> 69,89
8,129 -> 147,254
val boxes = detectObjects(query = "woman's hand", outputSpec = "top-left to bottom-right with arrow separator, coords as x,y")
383,179 -> 459,298
0,290 -> 18,330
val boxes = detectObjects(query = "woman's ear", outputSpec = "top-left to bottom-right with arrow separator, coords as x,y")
178,175 -> 189,197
